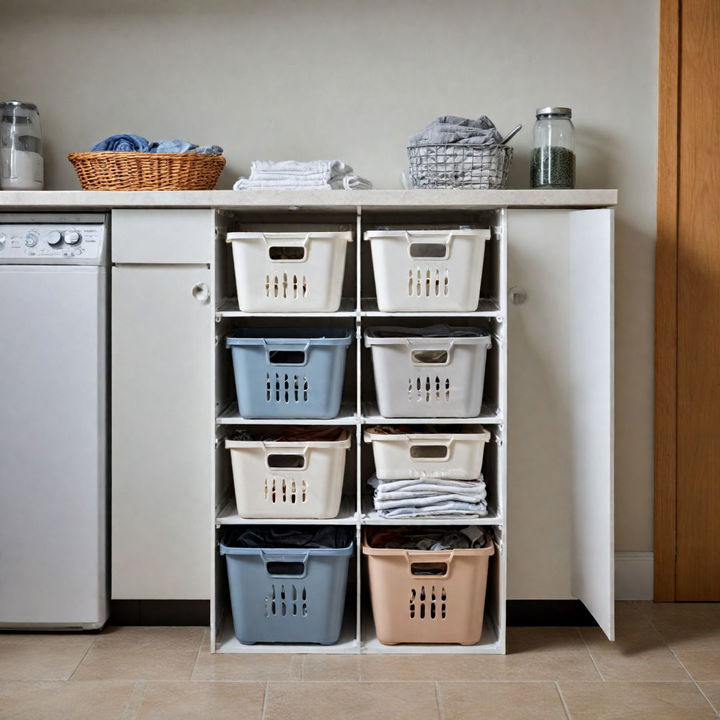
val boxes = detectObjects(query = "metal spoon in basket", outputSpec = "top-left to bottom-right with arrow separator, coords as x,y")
500,124 -> 523,145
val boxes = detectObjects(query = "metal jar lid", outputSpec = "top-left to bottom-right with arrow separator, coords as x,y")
0,101 -> 39,111
536,106 -> 571,118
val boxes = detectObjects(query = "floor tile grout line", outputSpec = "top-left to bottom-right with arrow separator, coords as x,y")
668,645 -> 700,682
668,644 -> 719,715
261,680 -> 269,720
435,680 -> 445,720
121,680 -> 147,720
66,638 -> 96,681
692,681 -> 720,718
189,628 -> 206,682
576,627 -> 606,681
555,681 -> 573,720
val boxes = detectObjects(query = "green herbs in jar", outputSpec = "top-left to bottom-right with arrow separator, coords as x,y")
531,146 -> 575,189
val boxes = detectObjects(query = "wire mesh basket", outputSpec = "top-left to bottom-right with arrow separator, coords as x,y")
407,144 -> 513,190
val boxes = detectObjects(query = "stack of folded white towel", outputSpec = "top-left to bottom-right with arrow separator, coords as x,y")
233,160 -> 372,190
367,475 -> 488,519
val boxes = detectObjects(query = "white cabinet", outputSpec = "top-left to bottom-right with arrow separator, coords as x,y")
507,208 -> 615,640
111,210 -> 215,600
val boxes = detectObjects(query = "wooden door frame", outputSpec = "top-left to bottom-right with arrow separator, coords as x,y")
654,0 -> 681,601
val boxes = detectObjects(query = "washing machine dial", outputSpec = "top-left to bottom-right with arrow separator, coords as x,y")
25,232 -> 39,248
0,234 -> 6,249
63,231 -> 81,245
47,231 -> 63,246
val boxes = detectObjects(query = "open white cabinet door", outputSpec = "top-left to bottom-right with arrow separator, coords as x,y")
569,209 -> 615,640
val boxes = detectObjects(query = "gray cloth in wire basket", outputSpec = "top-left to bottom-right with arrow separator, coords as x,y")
407,144 -> 513,190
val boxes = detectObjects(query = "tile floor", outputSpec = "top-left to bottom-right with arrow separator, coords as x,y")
0,602 -> 719,719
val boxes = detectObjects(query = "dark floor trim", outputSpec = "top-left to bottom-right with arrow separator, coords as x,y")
110,599 -> 596,627
110,600 -> 209,626
507,600 -> 598,626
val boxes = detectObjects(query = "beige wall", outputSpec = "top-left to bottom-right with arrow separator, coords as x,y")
2,0 -> 658,587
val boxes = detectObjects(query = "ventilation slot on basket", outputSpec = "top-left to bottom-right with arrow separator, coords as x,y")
409,586 -> 447,621
264,477 -> 309,504
407,268 -> 450,298
264,584 -> 309,618
265,373 -> 310,404
408,376 -> 451,403
265,273 -> 309,300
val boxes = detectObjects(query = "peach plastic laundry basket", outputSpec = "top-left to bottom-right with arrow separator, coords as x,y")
363,531 -> 494,645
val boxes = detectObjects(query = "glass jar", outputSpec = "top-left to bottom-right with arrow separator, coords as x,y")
530,106 -> 575,189
0,101 -> 44,190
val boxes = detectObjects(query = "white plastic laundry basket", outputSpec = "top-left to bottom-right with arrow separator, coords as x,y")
365,327 -> 492,418
227,230 -> 352,312
364,228 -> 490,312
225,431 -> 351,518
364,427 -> 491,480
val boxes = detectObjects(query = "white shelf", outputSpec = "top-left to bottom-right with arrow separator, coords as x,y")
361,402 -> 502,425
216,613 -> 359,654
361,615 -> 503,654
217,402 -> 359,425
360,298 -> 501,317
217,297 -> 358,318
217,495 -> 358,525
211,204 -> 509,656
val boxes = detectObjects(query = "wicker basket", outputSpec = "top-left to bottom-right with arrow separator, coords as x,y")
67,151 -> 226,191
407,144 -> 512,190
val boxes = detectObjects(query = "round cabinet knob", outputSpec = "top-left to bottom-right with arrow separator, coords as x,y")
63,231 -> 81,245
47,231 -> 63,246
25,232 -> 38,248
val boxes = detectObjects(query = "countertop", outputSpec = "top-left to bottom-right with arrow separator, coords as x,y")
0,189 -> 617,211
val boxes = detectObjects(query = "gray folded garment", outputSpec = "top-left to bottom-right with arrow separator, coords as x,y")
409,115 -> 503,147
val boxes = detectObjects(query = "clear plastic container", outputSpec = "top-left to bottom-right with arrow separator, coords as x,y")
0,102 -> 43,190
531,106 -> 575,189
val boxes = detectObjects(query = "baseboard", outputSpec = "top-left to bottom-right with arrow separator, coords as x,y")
615,551 -> 654,600
108,553 -> 653,627
110,600 -> 209,626
507,600 -> 597,626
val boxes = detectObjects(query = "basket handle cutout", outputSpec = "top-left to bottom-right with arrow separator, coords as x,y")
410,562 -> 449,576
266,453 -> 307,470
408,242 -> 448,259
409,444 -> 450,460
265,561 -> 306,577
410,349 -> 449,365
268,245 -> 306,261
268,349 -> 306,365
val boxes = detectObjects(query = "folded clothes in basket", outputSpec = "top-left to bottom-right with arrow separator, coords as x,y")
408,116 -> 503,147
368,526 -> 492,550
228,426 -> 347,442
367,325 -> 488,339
227,526 -> 353,549
368,475 -> 488,518
233,159 -> 372,190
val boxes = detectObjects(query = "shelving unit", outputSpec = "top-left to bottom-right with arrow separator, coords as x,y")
211,206 -> 507,654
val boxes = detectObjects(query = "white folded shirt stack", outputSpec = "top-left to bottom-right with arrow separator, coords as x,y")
368,474 -> 488,519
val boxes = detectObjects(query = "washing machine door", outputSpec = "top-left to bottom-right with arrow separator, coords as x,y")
0,265 -> 107,628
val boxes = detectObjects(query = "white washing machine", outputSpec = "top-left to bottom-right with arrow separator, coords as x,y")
0,213 -> 108,629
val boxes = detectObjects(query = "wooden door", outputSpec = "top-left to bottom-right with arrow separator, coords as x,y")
655,0 -> 720,600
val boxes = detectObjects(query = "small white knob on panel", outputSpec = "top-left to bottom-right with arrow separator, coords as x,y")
64,231 -> 81,245
47,231 -> 63,246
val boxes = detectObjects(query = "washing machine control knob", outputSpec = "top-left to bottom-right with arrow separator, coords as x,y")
63,231 -> 81,245
47,231 -> 63,246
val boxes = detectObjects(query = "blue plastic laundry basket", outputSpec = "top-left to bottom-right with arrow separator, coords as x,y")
220,529 -> 354,645
226,328 -> 352,419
